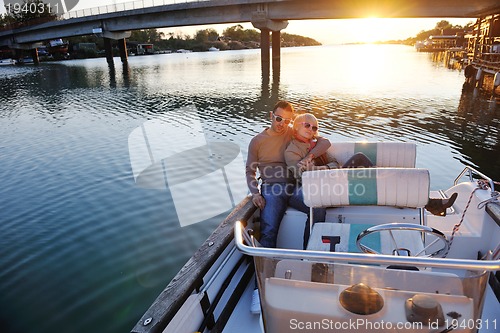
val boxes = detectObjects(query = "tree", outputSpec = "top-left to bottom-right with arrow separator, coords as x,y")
435,20 -> 452,31
282,33 -> 321,47
223,25 -> 247,41
130,29 -> 165,43
0,13 -> 15,28
194,28 -> 219,43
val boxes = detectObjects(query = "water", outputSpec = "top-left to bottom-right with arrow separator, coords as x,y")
0,44 -> 499,333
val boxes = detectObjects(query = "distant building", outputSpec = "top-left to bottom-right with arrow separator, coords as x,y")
126,41 -> 154,55
136,43 -> 154,55
73,43 -> 97,51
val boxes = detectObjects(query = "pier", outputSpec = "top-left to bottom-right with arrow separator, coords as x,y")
462,14 -> 500,96
417,13 -> 500,96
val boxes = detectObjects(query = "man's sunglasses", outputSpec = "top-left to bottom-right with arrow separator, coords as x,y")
272,113 -> 293,124
301,122 -> 318,132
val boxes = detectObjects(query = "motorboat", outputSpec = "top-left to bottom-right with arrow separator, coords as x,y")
131,142 -> 499,333
48,39 -> 69,54
0,58 -> 16,65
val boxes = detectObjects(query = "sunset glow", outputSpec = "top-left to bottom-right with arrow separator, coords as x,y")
0,0 -> 474,45
285,18 -> 474,45
159,16 -> 473,46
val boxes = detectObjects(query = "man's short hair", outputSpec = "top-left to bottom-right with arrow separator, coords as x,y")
273,100 -> 294,113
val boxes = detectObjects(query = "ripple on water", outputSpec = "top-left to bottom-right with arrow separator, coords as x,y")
0,45 -> 499,333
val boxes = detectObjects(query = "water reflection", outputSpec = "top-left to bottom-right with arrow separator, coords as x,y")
1,46 -> 499,333
108,62 -> 132,89
260,65 -> 281,110
456,87 -> 500,178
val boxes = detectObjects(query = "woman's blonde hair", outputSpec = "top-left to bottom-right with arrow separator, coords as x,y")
293,113 -> 319,137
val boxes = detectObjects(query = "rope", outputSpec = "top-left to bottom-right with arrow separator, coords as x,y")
478,179 -> 500,209
444,179 -> 491,258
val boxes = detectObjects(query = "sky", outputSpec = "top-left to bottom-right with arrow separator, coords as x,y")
2,0 -> 475,44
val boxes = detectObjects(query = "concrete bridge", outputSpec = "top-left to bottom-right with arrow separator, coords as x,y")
1,0 -> 499,68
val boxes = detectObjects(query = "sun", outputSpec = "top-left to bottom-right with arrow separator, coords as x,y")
346,17 -> 392,43
289,18 -> 410,45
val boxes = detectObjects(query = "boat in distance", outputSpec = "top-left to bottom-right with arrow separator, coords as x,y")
131,141 -> 500,333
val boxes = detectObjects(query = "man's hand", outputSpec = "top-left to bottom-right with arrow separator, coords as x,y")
300,153 -> 314,165
298,154 -> 315,172
251,193 -> 266,210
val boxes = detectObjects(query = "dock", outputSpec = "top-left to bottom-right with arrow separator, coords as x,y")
462,14 -> 500,96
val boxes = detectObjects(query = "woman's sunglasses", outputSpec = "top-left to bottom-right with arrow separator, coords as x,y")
272,113 -> 293,125
301,122 -> 318,132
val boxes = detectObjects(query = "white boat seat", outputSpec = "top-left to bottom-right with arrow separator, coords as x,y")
327,141 -> 416,168
302,168 -> 430,208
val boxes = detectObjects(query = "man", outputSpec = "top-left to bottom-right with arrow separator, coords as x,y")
245,100 -> 331,314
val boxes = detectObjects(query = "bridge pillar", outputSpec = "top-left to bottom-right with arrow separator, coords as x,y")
117,38 -> 128,64
272,30 -> 281,74
96,30 -> 131,65
13,49 -> 23,63
252,14 -> 288,74
103,38 -> 114,65
30,48 -> 39,65
260,29 -> 270,74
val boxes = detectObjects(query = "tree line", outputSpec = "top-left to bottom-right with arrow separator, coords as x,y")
128,25 -> 321,52
385,20 -> 475,45
1,1 -> 320,57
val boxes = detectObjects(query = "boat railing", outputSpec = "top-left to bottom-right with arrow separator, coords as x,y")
234,221 -> 500,271
454,165 -> 496,195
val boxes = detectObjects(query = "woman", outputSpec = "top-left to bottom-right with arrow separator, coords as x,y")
285,113 -> 373,181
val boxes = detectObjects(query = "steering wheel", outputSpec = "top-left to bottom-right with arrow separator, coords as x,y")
356,223 -> 449,258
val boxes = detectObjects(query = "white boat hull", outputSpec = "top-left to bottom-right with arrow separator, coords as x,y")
132,161 -> 500,333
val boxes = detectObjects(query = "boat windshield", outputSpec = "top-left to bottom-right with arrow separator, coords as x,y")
254,255 -> 489,333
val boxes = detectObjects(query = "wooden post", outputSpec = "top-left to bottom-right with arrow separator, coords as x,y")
117,38 -> 128,64
473,18 -> 482,62
31,48 -> 39,65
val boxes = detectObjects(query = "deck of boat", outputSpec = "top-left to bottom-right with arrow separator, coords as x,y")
221,275 -> 261,333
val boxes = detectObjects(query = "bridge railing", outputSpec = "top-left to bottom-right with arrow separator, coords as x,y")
61,0 -> 206,19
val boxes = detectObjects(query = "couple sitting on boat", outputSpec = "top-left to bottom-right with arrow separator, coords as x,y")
244,100 -> 457,314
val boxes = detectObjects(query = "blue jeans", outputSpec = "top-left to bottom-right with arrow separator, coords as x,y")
260,183 -> 326,249
259,183 -> 295,248
289,186 -> 327,249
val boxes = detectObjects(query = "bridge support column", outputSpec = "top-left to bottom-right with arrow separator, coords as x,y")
14,49 -> 23,63
117,38 -> 128,64
272,30 -> 281,74
31,48 -> 39,65
10,42 -> 43,64
103,38 -> 114,65
260,28 -> 270,74
96,30 -> 131,65
252,14 -> 288,75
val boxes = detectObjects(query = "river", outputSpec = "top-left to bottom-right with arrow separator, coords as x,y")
0,44 -> 499,333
